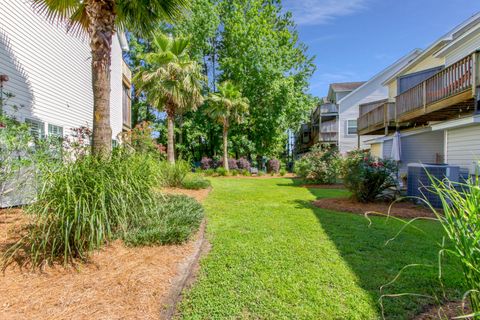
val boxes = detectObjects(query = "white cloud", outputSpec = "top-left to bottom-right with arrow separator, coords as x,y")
284,0 -> 368,26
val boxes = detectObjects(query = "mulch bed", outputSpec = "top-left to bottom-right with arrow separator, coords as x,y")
313,197 -> 436,219
414,300 -> 471,319
0,187 -> 211,320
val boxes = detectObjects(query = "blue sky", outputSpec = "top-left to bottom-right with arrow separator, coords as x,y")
282,0 -> 480,97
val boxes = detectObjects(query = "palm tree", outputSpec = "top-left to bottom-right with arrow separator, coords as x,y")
205,81 -> 249,171
134,34 -> 204,163
32,0 -> 188,156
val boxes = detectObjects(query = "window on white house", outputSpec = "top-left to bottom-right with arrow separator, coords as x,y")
347,120 -> 357,135
25,118 -> 45,139
48,124 -> 63,137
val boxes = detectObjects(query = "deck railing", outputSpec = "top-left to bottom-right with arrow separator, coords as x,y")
320,103 -> 338,114
358,100 -> 395,134
396,54 -> 474,120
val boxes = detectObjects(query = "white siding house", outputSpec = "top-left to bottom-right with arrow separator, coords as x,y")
0,1 -> 131,140
336,50 -> 421,154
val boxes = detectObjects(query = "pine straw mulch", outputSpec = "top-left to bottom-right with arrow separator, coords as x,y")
0,187 -> 211,320
312,197 -> 436,219
414,300 -> 471,319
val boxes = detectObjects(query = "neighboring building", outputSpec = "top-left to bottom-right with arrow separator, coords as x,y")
295,82 -> 364,155
337,50 -> 422,154
0,1 -> 132,141
359,13 -> 480,176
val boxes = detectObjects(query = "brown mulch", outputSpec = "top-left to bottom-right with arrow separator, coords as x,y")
414,300 -> 471,319
161,187 -> 211,203
0,187 -> 211,320
313,197 -> 436,219
300,184 -> 345,189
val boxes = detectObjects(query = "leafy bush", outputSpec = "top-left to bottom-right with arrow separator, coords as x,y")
218,158 -> 238,170
295,145 -> 340,184
341,149 -> 397,203
203,168 -> 216,176
158,161 -> 191,188
216,167 -> 228,176
230,169 -> 240,176
237,157 -> 251,171
200,157 -> 214,170
267,159 -> 280,174
279,168 -> 287,176
123,195 -> 204,246
240,169 -> 251,176
182,174 -> 211,190
119,121 -> 166,158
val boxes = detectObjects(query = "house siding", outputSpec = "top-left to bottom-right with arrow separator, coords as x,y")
398,131 -> 444,174
446,124 -> 480,174
0,1 -> 125,138
444,30 -> 480,66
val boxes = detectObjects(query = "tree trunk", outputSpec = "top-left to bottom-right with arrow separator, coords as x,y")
223,124 -> 229,171
167,111 -> 175,164
178,115 -> 183,160
86,0 -> 115,157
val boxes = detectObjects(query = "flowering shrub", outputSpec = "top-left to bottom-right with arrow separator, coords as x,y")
218,158 -> 238,170
237,157 -> 251,171
267,159 -> 280,173
341,149 -> 398,203
119,121 -> 165,158
200,157 -> 214,170
295,145 -> 339,184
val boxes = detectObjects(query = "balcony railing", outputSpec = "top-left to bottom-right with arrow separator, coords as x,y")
319,132 -> 338,143
396,53 -> 476,122
320,103 -> 338,114
358,100 -> 395,135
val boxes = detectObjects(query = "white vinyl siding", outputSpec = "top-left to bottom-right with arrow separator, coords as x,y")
399,130 -> 445,174
444,29 -> 480,67
446,124 -> 480,174
0,2 -> 125,139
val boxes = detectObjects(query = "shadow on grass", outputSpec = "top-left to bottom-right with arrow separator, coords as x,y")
285,179 -> 464,319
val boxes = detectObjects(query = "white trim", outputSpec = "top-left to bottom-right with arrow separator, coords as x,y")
346,118 -> 358,136
444,130 -> 448,163
382,12 -> 480,86
338,49 -> 422,104
431,114 -> 480,131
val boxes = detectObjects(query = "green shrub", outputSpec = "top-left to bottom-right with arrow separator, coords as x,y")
295,145 -> 340,184
158,160 -> 191,187
341,149 -> 397,203
257,171 -> 265,176
241,169 -> 251,176
216,167 -> 228,176
202,168 -> 216,176
230,169 -> 240,176
182,174 -> 211,190
123,195 -> 204,246
279,168 -> 287,176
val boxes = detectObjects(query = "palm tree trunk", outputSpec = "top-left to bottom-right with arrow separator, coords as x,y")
167,112 -> 175,164
223,125 -> 229,171
86,0 -> 115,157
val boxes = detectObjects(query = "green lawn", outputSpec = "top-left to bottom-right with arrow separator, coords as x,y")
179,178 -> 464,319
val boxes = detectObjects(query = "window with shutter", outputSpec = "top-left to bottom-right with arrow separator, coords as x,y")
48,124 -> 63,137
25,118 -> 45,139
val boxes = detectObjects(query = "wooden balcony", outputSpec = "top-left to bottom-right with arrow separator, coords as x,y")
396,53 -> 478,124
358,99 -> 395,135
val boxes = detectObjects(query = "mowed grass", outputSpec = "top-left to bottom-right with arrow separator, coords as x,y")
179,178 -> 465,319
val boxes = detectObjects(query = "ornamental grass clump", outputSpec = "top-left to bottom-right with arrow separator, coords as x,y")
426,175 -> 480,317
158,160 -> 191,188
3,150 -> 161,267
341,149 -> 397,203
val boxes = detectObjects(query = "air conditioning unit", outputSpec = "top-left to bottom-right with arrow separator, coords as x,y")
407,163 -> 461,208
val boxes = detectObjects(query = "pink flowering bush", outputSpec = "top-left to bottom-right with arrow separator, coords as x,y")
341,149 -> 398,203
237,157 -> 251,171
218,158 -> 238,170
267,159 -> 280,173
200,157 -> 214,170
